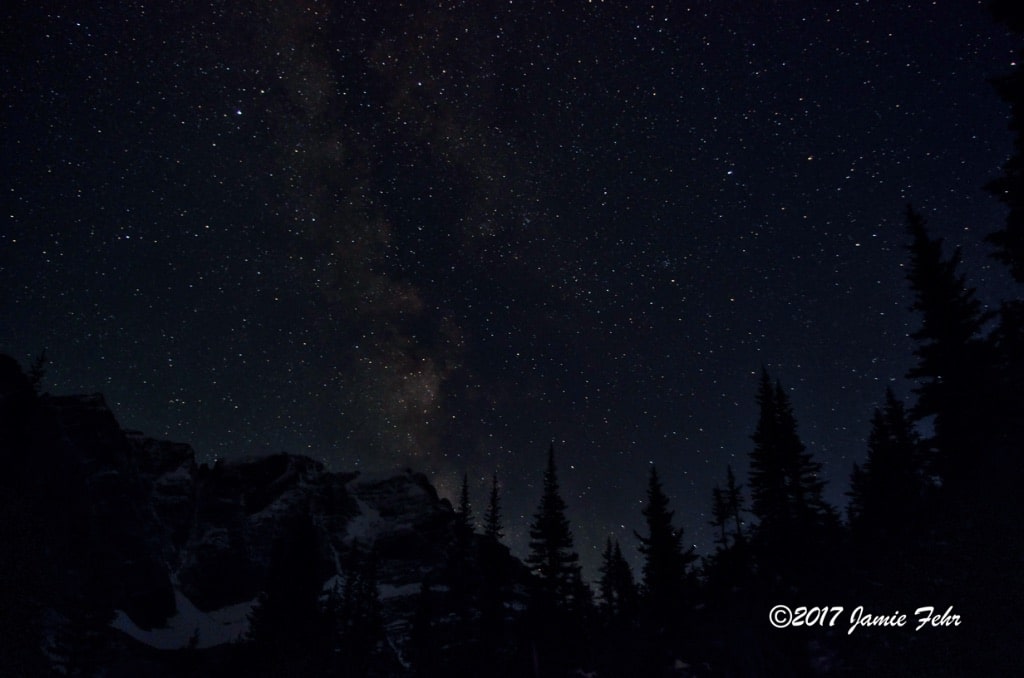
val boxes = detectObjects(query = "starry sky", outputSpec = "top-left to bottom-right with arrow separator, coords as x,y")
3,0 -> 1019,577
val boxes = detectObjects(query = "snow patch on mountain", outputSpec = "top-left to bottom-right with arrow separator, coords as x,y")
344,497 -> 383,544
379,582 -> 421,600
111,589 -> 255,650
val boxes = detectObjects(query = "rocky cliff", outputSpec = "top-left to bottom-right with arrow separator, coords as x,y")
0,355 -> 528,675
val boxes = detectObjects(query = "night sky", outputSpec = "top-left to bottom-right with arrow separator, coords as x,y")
3,1 -> 1019,577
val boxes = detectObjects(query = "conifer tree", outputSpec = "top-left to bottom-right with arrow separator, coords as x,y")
704,465 -> 754,599
525,445 -> 588,675
775,382 -> 835,530
596,538 -> 639,675
611,541 -> 636,615
599,539 -> 617,614
725,465 -> 744,541
635,465 -> 695,605
747,370 -> 837,565
598,538 -> 636,621
27,349 -> 47,394
749,369 -> 788,534
455,471 -> 474,538
847,389 -> 925,536
446,472 -> 477,646
904,207 -> 993,493
983,5 -> 1024,498
633,463 -> 697,662
986,3 -> 1024,283
526,444 -> 581,606
710,465 -> 745,549
711,485 -> 729,548
484,472 -> 504,540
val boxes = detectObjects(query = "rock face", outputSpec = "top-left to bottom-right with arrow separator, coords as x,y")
0,359 -> 527,673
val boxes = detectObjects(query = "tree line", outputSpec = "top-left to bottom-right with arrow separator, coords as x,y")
6,100 -> 1023,678
375,30 -> 1024,665
243,192 -> 1023,674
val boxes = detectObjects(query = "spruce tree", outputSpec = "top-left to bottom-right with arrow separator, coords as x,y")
847,389 -> 925,537
749,369 -> 790,535
599,538 -> 617,615
711,485 -> 729,548
634,463 -> 696,667
775,382 -> 835,530
27,349 -> 47,394
635,465 -> 695,606
526,445 -> 587,674
611,541 -> 636,617
479,472 -> 507,656
710,465 -> 745,549
747,370 -> 837,579
455,471 -> 474,540
596,538 -> 639,675
724,465 -> 745,543
484,473 -> 504,541
904,207 -> 993,494
447,472 -> 477,649
704,465 -> 754,599
986,2 -> 1024,283
983,5 -> 1024,504
598,538 -> 636,622
526,444 -> 581,606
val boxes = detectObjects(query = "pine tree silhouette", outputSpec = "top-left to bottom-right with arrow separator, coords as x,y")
904,206 -> 994,496
633,464 -> 697,670
710,464 -> 745,549
456,471 -> 474,535
598,537 -> 636,622
982,5 -> 1024,515
747,369 -> 837,586
635,465 -> 696,606
986,1 -> 1024,282
526,444 -> 581,606
847,389 -> 926,540
525,444 -> 587,674
484,472 -> 504,540
27,349 -> 47,394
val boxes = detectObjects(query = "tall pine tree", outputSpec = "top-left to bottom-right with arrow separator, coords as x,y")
484,472 -> 503,541
747,369 -> 837,581
635,465 -> 696,609
749,369 -> 788,534
454,471 -> 475,542
526,444 -> 581,606
525,445 -> 588,675
598,537 -> 636,622
983,5 -> 1024,502
904,207 -> 993,495
710,464 -> 745,549
633,464 -> 697,669
986,0 -> 1024,282
847,389 -> 925,538
704,465 -> 753,599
